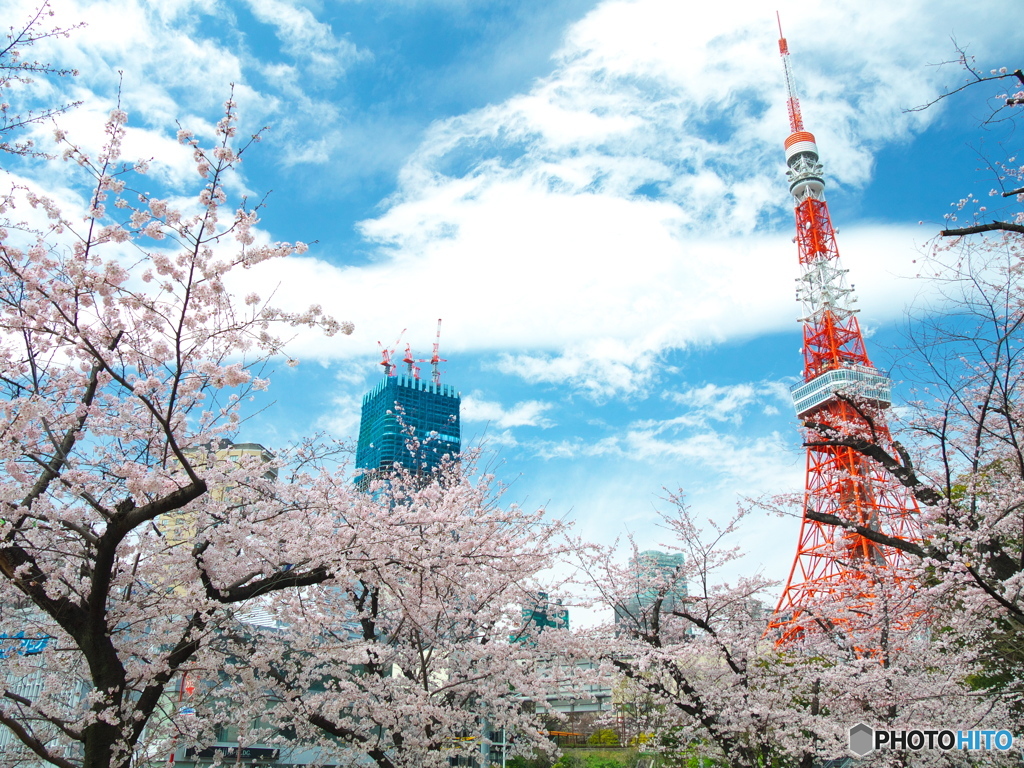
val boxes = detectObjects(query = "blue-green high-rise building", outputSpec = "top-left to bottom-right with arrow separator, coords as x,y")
614,550 -> 687,634
512,592 -> 569,645
355,375 -> 461,477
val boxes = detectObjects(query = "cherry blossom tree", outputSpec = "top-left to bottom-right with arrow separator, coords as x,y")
0,88 -> 566,768
572,499 -> 823,768
195,460 -> 568,768
802,236 -> 1024,722
1,0 -> 82,157
0,92 -> 352,768
573,495 -> 1013,768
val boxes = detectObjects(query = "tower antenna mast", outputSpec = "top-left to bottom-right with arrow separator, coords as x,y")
776,12 -> 804,133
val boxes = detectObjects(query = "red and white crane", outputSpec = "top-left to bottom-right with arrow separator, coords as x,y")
377,329 -> 406,377
419,318 -> 448,387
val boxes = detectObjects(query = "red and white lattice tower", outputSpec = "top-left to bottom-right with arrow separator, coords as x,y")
769,20 -> 920,643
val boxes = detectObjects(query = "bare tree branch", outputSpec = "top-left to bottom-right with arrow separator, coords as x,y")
941,221 -> 1024,237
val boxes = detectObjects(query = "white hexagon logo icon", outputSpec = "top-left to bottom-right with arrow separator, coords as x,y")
848,722 -> 874,756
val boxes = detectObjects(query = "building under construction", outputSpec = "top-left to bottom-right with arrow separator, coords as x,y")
355,375 -> 461,476
355,321 -> 461,479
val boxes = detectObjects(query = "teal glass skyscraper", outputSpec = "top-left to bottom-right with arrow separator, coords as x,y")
512,592 -> 569,645
355,375 -> 461,476
614,550 -> 687,633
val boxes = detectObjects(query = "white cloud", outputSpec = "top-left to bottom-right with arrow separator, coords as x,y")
316,390 -> 364,437
656,381 -> 797,427
461,394 -> 555,429
224,0 -> 997,393
314,363 -> 378,437
9,0 -> 358,176
227,218 -> 926,398
242,0 -> 367,83
666,383 -> 757,424
8,0 -> 1011,398
493,341 -> 662,400
473,428 -> 520,450
525,423 -> 799,493
37,0 -> 246,119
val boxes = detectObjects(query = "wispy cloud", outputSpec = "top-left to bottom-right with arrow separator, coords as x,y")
665,383 -> 758,424
461,394 -> 555,429
36,0 -> 246,121
658,381 -> 793,427
242,0 -> 367,83
16,0 -> 368,175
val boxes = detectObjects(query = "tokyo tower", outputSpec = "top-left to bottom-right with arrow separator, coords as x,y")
769,20 -> 920,643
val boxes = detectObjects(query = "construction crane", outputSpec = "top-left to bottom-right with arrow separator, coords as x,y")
377,329 -> 405,377
417,319 -> 448,387
402,342 -> 421,380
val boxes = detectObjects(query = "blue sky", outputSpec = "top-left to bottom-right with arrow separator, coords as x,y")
6,0 -> 1021,606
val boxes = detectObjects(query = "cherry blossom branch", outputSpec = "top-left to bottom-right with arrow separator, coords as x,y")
307,714 -> 396,768
15,330 -> 123,521
129,611 -> 208,745
802,419 -> 945,507
0,0 -> 83,157
803,508 -> 1024,622
904,43 -> 1023,115
3,689 -> 84,740
0,709 -> 77,768
192,540 -> 331,603
610,658 -> 753,765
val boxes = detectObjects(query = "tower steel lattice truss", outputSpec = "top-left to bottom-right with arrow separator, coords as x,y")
769,21 -> 920,643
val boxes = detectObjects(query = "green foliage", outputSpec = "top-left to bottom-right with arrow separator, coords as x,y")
587,728 -> 621,747
649,729 -> 725,768
504,751 -> 567,768
964,615 -> 1024,712
506,758 -> 546,768
552,750 -> 631,768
